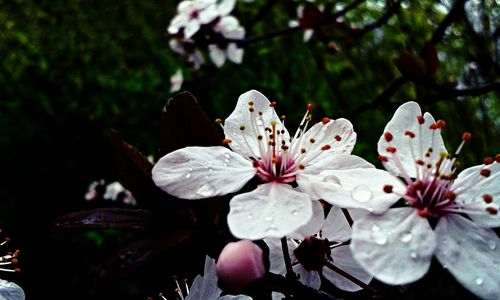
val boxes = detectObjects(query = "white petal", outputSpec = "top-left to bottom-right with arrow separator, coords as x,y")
454,162 -> 500,227
323,245 -> 372,292
298,118 -> 357,165
170,69 -> 184,93
217,0 -> 236,16
272,292 -> 285,300
350,208 -> 437,285
377,101 -> 446,178
218,15 -> 240,32
224,90 -> 290,159
168,14 -> 189,34
209,45 -> 226,68
228,183 -> 313,239
266,238 -> 287,275
288,20 -> 299,27
223,26 -> 246,39
435,215 -> 500,300
322,207 -> 368,242
220,295 -> 253,300
169,39 -> 186,55
295,265 -> 321,289
289,199 -> 325,239
199,5 -> 219,24
184,19 -> 201,38
178,1 -> 194,14
297,168 -> 404,213
227,43 -> 244,64
299,154 -> 373,176
303,29 -> 314,42
187,256 -> 222,300
152,146 -> 255,199
0,279 -> 25,300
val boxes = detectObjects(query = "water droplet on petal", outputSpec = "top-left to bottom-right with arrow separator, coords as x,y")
185,173 -> 191,179
371,231 -> 387,245
265,216 -> 274,222
371,224 -> 381,232
474,277 -> 484,285
488,240 -> 496,250
224,153 -> 231,159
291,210 -> 298,216
256,119 -> 263,126
351,185 -> 372,203
197,184 -> 215,197
322,175 -> 341,187
399,231 -> 413,243
410,251 -> 418,259
247,214 -> 254,220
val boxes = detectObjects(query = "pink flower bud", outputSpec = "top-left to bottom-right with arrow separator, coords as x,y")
216,240 -> 266,292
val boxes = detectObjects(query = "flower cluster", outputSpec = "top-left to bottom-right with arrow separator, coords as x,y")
167,0 -> 245,69
152,90 -> 499,299
84,179 -> 137,206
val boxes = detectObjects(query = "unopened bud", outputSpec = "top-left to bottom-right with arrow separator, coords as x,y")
216,240 -> 266,293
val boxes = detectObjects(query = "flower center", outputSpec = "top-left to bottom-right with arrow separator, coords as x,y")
293,236 -> 332,272
405,178 -> 454,217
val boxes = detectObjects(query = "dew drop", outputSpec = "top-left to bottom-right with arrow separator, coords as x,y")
265,216 -> 274,222
256,119 -> 263,126
371,224 -> 381,232
351,185 -> 372,203
247,214 -> 254,220
291,210 -> 298,216
224,153 -> 231,159
474,277 -> 484,285
197,184 -> 215,197
488,240 -> 496,250
371,231 -> 387,245
322,175 -> 341,187
410,251 -> 418,259
185,173 -> 191,179
399,231 -> 413,243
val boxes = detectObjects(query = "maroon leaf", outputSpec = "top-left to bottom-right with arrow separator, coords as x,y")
299,4 -> 324,29
109,130 -> 167,208
393,52 -> 428,82
159,92 -> 222,157
422,42 -> 440,76
97,229 -> 194,279
53,208 -> 152,230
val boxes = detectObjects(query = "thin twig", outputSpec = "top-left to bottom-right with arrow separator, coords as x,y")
281,237 -> 296,280
324,261 -> 378,295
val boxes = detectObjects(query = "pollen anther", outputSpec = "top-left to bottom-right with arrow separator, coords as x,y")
483,157 -> 494,165
480,169 -> 491,177
321,145 -> 331,150
384,132 -> 393,142
483,194 -> 493,203
383,185 -> 393,193
405,131 -> 416,138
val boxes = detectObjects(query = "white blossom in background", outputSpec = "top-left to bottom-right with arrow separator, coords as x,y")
209,16 -> 245,67
84,180 -> 137,206
168,0 -> 220,39
170,69 -> 184,93
167,0 -> 246,68
288,5 -> 314,42
350,101 -> 500,300
267,202 -> 372,299
153,90 -> 400,240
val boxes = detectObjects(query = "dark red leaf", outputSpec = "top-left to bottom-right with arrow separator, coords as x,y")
299,4 -> 324,29
393,52 -> 428,82
422,42 -> 440,76
53,208 -> 152,230
97,229 -> 194,279
159,92 -> 222,157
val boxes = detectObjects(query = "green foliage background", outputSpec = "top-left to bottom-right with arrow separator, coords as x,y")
0,0 -> 498,299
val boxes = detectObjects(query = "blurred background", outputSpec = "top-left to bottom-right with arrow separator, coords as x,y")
0,0 -> 498,299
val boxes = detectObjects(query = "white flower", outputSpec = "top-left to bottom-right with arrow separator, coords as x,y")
169,39 -> 206,70
0,279 -> 24,300
186,256 -> 252,300
170,69 -> 184,93
209,16 -> 245,67
153,90 -> 395,240
168,0 -> 220,39
350,101 -> 500,299
267,202 -> 372,298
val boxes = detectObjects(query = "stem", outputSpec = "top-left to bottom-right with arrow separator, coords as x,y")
341,208 -> 354,227
324,261 -> 378,295
281,237 -> 296,280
